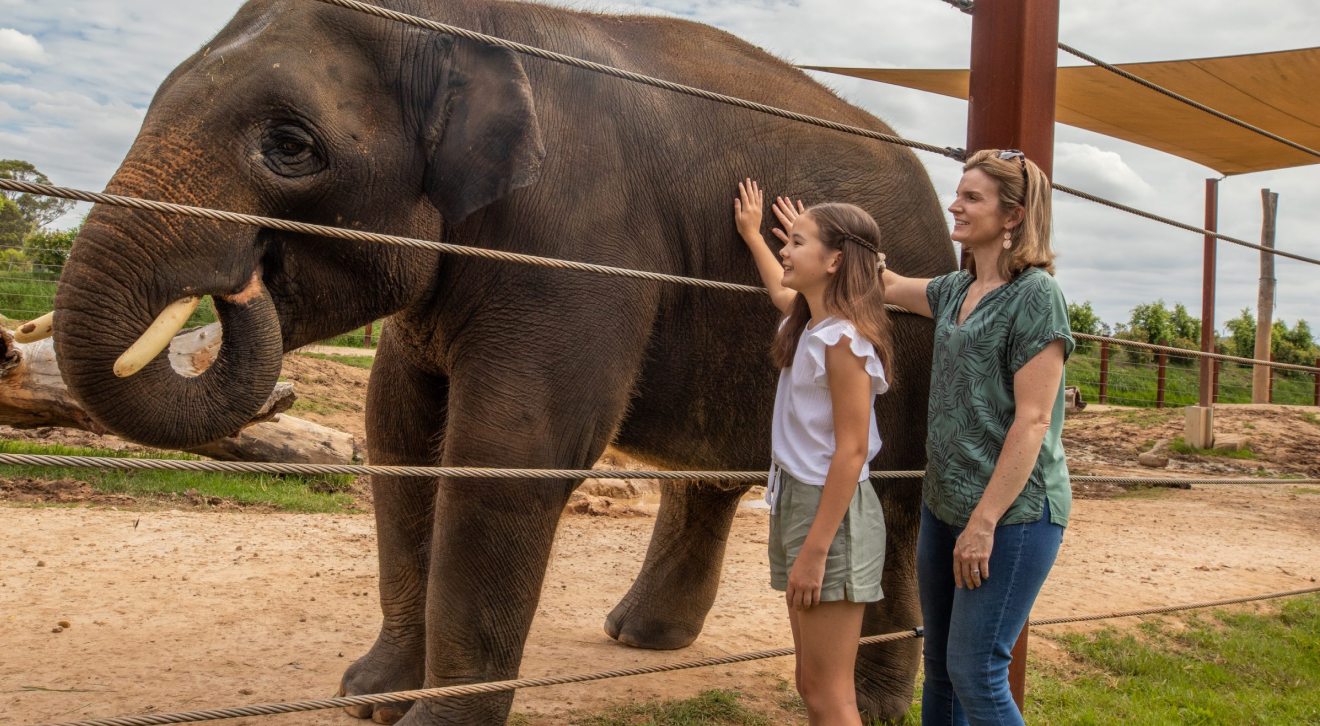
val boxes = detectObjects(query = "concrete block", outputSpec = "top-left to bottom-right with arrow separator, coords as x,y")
1184,406 -> 1214,449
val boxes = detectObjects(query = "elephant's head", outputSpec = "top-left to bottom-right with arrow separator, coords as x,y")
53,0 -> 544,449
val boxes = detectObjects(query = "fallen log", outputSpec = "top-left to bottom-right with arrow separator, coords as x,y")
0,322 -> 360,465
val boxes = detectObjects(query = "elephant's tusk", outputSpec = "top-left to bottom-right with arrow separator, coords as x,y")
114,296 -> 202,378
15,311 -> 54,343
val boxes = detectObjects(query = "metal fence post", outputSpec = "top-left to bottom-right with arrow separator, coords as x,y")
1213,346 -> 1222,404
1156,342 -> 1168,409
1098,340 -> 1110,404
1314,358 -> 1319,407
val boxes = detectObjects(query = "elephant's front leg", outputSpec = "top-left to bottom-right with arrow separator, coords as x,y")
341,333 -> 448,725
399,367 -> 625,724
606,480 -> 748,650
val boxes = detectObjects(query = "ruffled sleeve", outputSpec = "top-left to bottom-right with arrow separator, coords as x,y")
804,321 -> 889,395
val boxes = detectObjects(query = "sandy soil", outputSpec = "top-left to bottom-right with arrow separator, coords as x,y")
3,482 -> 1319,726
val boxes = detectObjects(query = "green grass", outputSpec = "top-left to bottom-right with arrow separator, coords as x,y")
566,598 -> 1320,725
1026,596 -> 1320,725
1068,346 -> 1318,408
300,352 -> 374,370
0,439 -> 355,513
320,323 -> 379,349
571,690 -> 770,726
1169,436 -> 1260,460
1294,487 -> 1320,495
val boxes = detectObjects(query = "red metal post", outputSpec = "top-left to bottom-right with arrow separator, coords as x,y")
1156,342 -> 1168,409
1098,340 -> 1110,405
966,0 -> 1060,712
1200,180 -> 1219,407
1213,346 -> 1222,404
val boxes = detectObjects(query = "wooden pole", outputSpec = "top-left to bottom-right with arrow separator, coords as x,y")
364,321 -> 374,348
1098,340 -> 1110,404
1253,190 -> 1278,403
1157,342 -> 1168,409
966,0 -> 1060,712
1198,180 -> 1218,407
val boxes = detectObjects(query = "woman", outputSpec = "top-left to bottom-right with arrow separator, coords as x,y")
777,148 -> 1073,725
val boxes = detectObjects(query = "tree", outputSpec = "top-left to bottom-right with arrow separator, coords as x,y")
1222,307 -> 1255,359
1067,301 -> 1108,352
1119,300 -> 1201,365
0,198 -> 26,251
24,216 -> 82,279
0,160 -> 74,233
1271,319 -> 1319,368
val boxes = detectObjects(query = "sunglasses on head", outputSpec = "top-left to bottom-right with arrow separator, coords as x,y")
997,149 -> 1026,163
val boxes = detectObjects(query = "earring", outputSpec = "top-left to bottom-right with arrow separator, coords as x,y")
1002,231 -> 1012,250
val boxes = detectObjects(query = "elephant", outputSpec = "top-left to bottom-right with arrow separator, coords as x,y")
52,0 -> 956,723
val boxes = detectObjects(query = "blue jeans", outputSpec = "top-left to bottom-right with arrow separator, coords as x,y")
918,501 -> 1063,726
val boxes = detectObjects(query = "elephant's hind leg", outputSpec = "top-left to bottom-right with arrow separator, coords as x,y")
340,336 -> 448,725
605,479 -> 748,650
855,479 -> 923,722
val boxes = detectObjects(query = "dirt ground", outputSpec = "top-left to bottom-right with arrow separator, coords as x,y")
3,483 -> 1319,725
2,355 -> 1319,725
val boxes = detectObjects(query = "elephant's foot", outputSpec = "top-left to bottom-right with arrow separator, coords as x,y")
604,590 -> 705,650
338,632 -> 425,724
855,683 -> 917,724
604,480 -> 745,650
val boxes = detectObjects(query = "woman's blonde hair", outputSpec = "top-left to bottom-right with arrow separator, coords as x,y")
962,148 -> 1055,280
770,203 -> 895,382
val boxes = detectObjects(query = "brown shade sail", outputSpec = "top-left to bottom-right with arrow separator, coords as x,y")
803,46 -> 1320,175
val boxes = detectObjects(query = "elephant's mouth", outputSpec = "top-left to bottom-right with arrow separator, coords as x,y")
54,261 -> 286,450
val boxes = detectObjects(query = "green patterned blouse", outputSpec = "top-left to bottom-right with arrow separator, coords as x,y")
923,268 -> 1075,528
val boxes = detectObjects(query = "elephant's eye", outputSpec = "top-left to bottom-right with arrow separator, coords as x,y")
261,123 -> 325,177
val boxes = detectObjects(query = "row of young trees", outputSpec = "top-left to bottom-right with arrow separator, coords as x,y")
0,160 -> 81,278
1068,299 -> 1319,368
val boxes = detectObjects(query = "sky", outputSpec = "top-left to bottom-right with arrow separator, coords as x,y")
0,0 -> 1316,335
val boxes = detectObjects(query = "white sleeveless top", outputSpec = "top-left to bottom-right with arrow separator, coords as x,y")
767,317 -> 888,511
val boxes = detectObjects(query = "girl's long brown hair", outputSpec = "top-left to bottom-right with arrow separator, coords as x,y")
770,203 -> 895,382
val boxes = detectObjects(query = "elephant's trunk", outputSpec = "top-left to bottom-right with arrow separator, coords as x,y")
53,207 -> 284,450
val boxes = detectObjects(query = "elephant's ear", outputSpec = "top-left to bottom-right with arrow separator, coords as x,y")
424,40 -> 545,227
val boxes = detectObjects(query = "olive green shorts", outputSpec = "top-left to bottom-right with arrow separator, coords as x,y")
768,470 -> 885,603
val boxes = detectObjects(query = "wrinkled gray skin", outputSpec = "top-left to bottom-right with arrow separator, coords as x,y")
53,0 -> 955,722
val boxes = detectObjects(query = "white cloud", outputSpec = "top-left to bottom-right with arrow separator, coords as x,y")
0,28 -> 48,65
1054,142 -> 1154,202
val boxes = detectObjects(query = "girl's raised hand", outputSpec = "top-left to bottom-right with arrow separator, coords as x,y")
734,179 -> 764,243
771,197 -> 806,244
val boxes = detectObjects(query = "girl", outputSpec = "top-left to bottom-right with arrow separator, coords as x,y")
779,150 -> 1073,725
734,179 -> 893,726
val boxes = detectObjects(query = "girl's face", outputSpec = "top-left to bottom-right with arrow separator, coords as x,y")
948,168 -> 1018,247
779,213 -> 841,294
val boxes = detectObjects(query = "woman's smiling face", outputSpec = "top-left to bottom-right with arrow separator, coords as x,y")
948,168 -> 1015,247
779,212 -> 839,293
